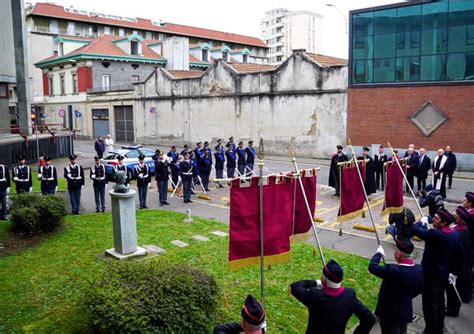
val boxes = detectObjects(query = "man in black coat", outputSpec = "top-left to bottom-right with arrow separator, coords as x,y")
368,239 -> 423,333
38,156 -> 57,195
167,146 -> 180,189
225,144 -> 236,179
0,156 -> 11,220
213,294 -> 265,334
94,136 -> 105,158
290,259 -> 375,334
419,184 -> 444,219
155,152 -> 170,206
90,156 -> 107,212
328,145 -> 349,196
410,208 -> 464,334
405,147 -> 419,193
416,148 -> 431,193
444,146 -> 457,189
245,141 -> 256,177
358,146 -> 376,195
374,145 -> 388,190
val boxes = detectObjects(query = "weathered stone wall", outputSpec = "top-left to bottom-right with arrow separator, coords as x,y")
133,51 -> 347,158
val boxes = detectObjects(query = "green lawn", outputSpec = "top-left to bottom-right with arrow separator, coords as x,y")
10,172 -> 68,194
0,211 -> 380,333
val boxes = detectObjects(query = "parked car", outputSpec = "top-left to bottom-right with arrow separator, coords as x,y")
101,145 -> 156,180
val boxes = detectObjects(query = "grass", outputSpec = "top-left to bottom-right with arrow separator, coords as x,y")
0,211 -> 380,333
10,172 -> 68,194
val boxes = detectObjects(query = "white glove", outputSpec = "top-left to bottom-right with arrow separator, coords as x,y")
13,177 -> 18,182
315,279 -> 323,289
6,187 -> 10,194
420,216 -> 429,226
55,186 -> 58,192
29,187 -> 33,193
448,273 -> 457,285
81,185 -> 84,190
138,174 -> 143,179
37,174 -> 42,180
91,174 -> 96,179
376,245 -> 385,257
105,183 -> 108,189
67,174 -> 72,178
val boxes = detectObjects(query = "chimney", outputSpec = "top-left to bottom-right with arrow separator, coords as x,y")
162,37 -> 189,71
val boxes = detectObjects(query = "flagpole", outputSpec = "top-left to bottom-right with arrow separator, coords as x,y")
386,142 -> 424,217
290,150 -> 326,267
257,138 -> 265,307
347,139 -> 383,250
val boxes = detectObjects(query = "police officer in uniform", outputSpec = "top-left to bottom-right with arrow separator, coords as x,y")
113,155 -> 131,185
374,145 -> 388,190
290,259 -> 375,334
0,156 -> 11,220
155,151 -> 170,206
13,155 -> 32,194
236,141 -> 246,177
64,154 -> 84,215
225,143 -> 236,179
38,156 -> 57,195
328,145 -> 348,196
180,152 -> 193,203
368,240 -> 423,333
245,141 -> 255,177
90,156 -> 107,213
135,154 -> 150,209
214,141 -> 225,187
200,150 -> 212,192
167,145 -> 180,189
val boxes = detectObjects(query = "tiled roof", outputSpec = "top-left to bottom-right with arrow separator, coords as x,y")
306,53 -> 348,67
228,62 -> 276,73
167,70 -> 205,79
36,35 -> 165,66
189,54 -> 210,64
30,3 -> 268,48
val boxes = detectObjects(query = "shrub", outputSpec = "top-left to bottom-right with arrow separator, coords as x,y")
86,261 -> 220,333
9,194 -> 67,234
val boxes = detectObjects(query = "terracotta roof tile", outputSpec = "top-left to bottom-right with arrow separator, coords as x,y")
228,62 -> 276,73
167,70 -> 204,79
31,2 -> 268,48
306,53 -> 347,67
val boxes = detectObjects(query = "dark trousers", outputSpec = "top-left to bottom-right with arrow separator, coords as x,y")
137,184 -> 148,208
457,259 -> 472,303
182,178 -> 191,202
447,172 -> 454,188
215,169 -> 224,179
446,283 -> 461,315
171,170 -> 179,188
227,167 -> 235,178
245,163 -> 254,176
16,183 -> 30,194
94,185 -> 106,212
237,164 -> 246,177
68,188 -> 82,214
417,177 -> 427,192
0,192 -> 7,218
331,170 -> 341,195
42,188 -> 56,196
158,181 -> 167,204
201,173 -> 210,191
376,170 -> 384,190
380,322 -> 407,334
422,277 -> 446,334
406,173 -> 415,192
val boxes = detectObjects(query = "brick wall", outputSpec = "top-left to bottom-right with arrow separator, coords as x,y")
347,85 -> 474,154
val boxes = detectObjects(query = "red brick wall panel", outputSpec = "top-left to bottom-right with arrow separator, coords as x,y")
347,85 -> 474,154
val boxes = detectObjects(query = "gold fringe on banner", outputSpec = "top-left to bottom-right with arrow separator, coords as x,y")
291,231 -> 311,243
381,206 -> 404,216
228,251 -> 290,270
337,208 -> 365,224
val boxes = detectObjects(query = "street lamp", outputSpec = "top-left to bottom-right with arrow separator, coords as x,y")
326,3 -> 348,34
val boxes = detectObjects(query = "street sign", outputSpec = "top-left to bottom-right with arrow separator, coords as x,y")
75,111 -> 82,118
58,107 -> 65,118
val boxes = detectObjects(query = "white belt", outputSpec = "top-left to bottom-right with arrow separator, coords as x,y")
182,172 -> 193,175
0,178 -> 5,182
70,177 -> 82,180
42,177 -> 55,181
17,179 -> 30,182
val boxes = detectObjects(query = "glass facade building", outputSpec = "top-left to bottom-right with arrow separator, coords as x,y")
350,0 -> 474,85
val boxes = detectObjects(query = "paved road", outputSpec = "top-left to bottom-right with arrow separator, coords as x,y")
65,140 -> 474,333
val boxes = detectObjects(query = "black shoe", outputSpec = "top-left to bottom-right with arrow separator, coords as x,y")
445,310 -> 459,317
159,203 -> 164,206
96,209 -> 100,213
164,202 -> 170,205
101,209 -> 105,212
205,189 -> 210,192
184,200 -> 189,203
188,200 -> 193,203
333,193 -> 340,197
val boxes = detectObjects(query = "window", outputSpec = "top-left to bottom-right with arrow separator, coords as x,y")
243,54 -> 249,63
467,25 -> 474,45
0,83 -> 7,98
202,49 -> 209,62
60,75 -> 65,95
49,76 -> 54,96
102,75 -> 111,91
34,17 -> 49,32
132,75 -> 140,82
72,73 -> 78,94
222,51 -> 229,61
131,41 -> 139,55
58,42 -> 64,56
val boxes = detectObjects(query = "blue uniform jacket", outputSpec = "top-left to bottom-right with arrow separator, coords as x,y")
369,253 -> 423,325
180,160 -> 193,181
245,147 -> 255,164
214,150 -> 225,170
225,150 -> 236,168
236,148 -> 246,166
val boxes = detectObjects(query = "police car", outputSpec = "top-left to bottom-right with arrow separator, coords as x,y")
101,145 -> 156,179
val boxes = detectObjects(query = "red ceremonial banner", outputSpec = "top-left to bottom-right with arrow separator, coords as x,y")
292,169 -> 317,241
337,163 -> 366,222
229,177 -> 294,269
382,159 -> 405,215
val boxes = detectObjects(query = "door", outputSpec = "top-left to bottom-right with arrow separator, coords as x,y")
92,109 -> 109,138
114,106 -> 134,142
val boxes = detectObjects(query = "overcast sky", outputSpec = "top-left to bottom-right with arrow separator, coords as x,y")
29,0 -> 405,58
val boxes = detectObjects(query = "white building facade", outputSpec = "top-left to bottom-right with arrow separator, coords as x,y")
261,8 -> 323,65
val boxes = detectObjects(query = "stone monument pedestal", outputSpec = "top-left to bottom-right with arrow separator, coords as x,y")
105,189 -> 147,260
